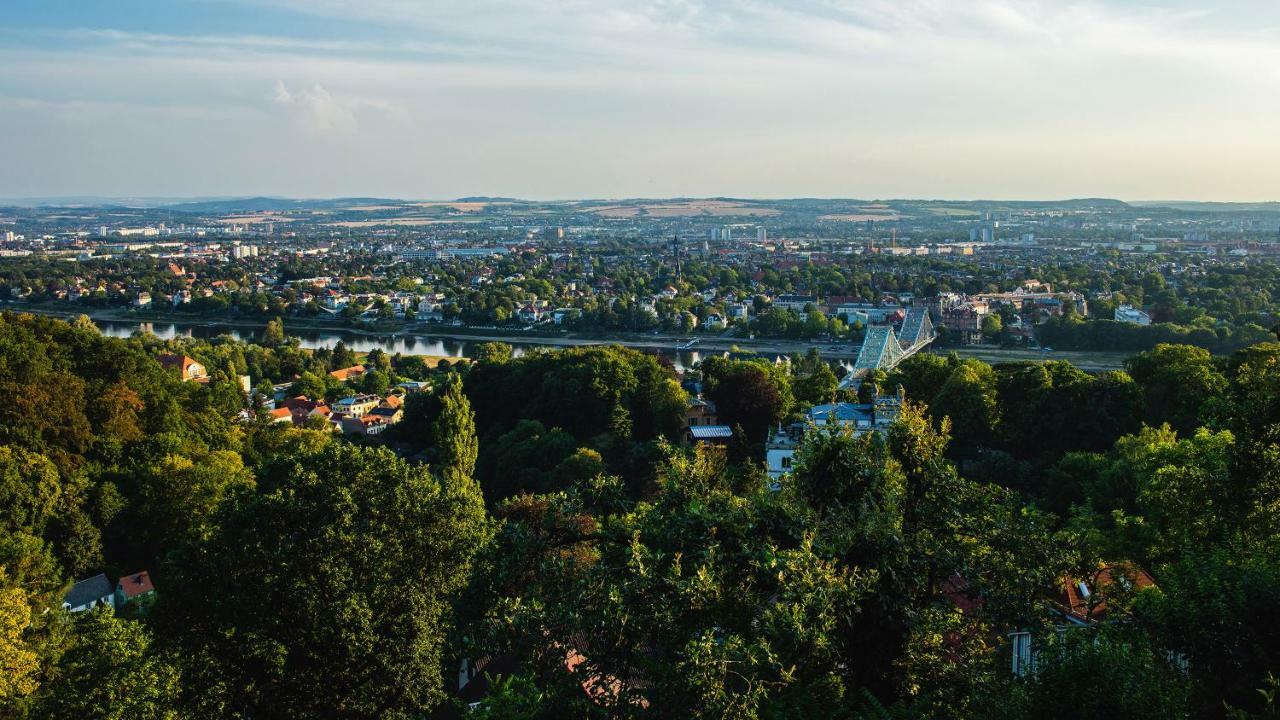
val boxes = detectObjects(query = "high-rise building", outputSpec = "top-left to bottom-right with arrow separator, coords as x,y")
723,225 -> 732,242
709,228 -> 720,241
757,227 -> 767,242
981,227 -> 995,243
2,231 -> 14,243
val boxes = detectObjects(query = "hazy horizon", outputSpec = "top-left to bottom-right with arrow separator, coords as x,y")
2,195 -> 1277,208
4,1 -> 1279,201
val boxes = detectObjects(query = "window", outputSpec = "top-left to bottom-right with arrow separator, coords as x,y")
1010,632 -> 1035,677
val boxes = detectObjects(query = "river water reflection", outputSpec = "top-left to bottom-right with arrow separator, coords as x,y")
94,320 -> 714,371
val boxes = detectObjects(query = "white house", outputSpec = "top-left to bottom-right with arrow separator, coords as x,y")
518,304 -> 541,323
766,392 -> 904,481
1114,305 -> 1151,326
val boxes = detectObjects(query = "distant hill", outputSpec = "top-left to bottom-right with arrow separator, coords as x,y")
0,196 -> 236,208
161,197 -> 406,213
1131,201 -> 1280,213
454,196 -> 524,203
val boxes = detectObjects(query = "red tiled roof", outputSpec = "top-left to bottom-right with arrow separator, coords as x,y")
329,365 -> 366,381
117,570 -> 155,599
1059,562 -> 1155,623
158,354 -> 201,374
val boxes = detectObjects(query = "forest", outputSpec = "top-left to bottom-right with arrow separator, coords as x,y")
0,310 -> 1277,719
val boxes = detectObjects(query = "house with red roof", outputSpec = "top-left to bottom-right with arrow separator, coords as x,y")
329,365 -> 366,382
158,354 -> 208,382
115,570 -> 156,608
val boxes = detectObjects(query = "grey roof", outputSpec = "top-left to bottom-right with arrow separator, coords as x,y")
689,425 -> 734,439
807,403 -> 876,425
64,573 -> 112,608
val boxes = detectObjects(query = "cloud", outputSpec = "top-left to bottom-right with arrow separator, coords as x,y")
272,80 -> 373,134
0,1 -> 1279,198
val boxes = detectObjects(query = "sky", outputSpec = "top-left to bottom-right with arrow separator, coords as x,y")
1,0 -> 1279,201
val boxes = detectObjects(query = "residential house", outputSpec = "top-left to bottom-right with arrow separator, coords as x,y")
943,302 -> 989,345
686,425 -> 733,445
341,414 -> 387,436
115,570 -> 156,608
552,308 -> 581,325
158,354 -> 209,382
686,397 -> 718,428
773,294 -> 818,312
1007,561 -> 1159,678
329,365 -> 366,382
1114,304 -> 1152,326
334,394 -> 381,417
63,573 -> 115,613
1055,561 -> 1156,626
518,304 -> 541,323
368,397 -> 405,425
766,391 -> 904,480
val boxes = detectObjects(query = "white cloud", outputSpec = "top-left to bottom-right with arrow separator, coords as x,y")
1,0 -> 1278,198
271,80 -> 359,133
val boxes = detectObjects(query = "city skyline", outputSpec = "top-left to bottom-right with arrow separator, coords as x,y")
3,1 -> 1279,201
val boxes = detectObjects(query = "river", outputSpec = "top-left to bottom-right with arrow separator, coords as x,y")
93,320 -> 717,371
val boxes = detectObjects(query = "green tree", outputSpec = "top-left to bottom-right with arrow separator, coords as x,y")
929,362 -> 998,456
981,313 -> 1003,342
472,342 -> 514,365
262,317 -> 286,346
983,628 -> 1191,720
1125,344 -> 1225,435
0,573 -> 40,704
35,608 -> 184,720
434,375 -> 478,480
161,438 -> 489,719
289,371 -> 327,400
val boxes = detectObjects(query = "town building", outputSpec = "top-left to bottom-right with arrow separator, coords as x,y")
1114,304 -> 1152,325
766,391 -> 904,480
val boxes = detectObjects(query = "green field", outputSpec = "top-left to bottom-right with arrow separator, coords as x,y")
931,346 -> 1130,371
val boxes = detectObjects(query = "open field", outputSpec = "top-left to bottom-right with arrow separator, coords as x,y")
935,346 -> 1130,371
411,202 -> 500,212
325,218 -> 479,227
590,201 -> 780,218
216,214 -> 297,224
819,213 -> 899,222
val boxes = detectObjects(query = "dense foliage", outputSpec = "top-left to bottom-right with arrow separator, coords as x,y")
1,311 -> 1277,719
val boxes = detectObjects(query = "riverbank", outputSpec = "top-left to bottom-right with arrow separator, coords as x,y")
3,301 -> 862,359
4,302 -> 1130,369
937,346 -> 1129,371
